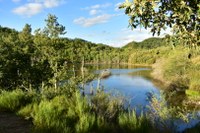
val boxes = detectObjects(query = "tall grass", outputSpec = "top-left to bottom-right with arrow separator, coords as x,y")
118,110 -> 152,133
0,89 -> 30,111
32,95 -> 71,133
189,57 -> 200,92
1,86 -> 197,133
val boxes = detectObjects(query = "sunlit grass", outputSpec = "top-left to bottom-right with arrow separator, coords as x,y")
0,89 -> 28,111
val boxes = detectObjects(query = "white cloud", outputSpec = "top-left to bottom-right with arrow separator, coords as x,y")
108,27 -> 172,47
73,14 -> 115,27
106,28 -> 153,47
43,0 -> 64,8
89,9 -> 102,15
90,4 -> 100,9
12,3 -> 43,17
12,0 -> 65,17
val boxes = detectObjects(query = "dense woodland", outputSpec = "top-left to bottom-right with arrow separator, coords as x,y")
0,21 -> 168,91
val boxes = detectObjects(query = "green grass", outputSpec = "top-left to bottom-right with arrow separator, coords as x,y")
186,90 -> 200,102
1,87 -> 198,133
119,111 -> 152,133
0,89 -> 28,111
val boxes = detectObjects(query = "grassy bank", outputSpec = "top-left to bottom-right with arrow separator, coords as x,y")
0,89 -> 152,133
149,46 -> 200,106
0,87 -> 198,133
124,43 -> 200,106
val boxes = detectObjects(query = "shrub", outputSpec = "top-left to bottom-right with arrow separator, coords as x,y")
91,90 -> 124,122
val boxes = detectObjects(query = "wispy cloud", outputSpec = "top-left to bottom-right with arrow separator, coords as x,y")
109,27 -> 172,47
74,3 -> 120,27
89,9 -> 102,16
82,3 -> 112,16
43,0 -> 64,8
12,3 -> 43,17
73,14 -> 116,27
12,0 -> 65,17
107,28 -> 153,47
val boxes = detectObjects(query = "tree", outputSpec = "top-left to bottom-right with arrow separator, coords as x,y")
120,0 -> 200,47
44,14 -> 66,38
42,14 -> 67,90
19,24 -> 32,45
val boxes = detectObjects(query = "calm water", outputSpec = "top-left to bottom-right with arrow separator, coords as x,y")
84,67 -> 160,109
81,64 -> 200,132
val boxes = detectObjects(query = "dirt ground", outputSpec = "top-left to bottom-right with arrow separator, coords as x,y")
0,112 -> 32,133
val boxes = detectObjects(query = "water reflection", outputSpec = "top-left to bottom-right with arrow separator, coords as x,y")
81,64 -> 200,131
84,66 -> 160,109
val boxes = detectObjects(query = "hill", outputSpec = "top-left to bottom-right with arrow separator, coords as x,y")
122,37 -> 165,49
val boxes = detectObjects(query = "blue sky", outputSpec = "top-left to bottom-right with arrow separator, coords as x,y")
0,0 -> 170,47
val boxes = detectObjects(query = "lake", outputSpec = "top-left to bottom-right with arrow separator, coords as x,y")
79,64 -> 200,132
83,65 -> 160,110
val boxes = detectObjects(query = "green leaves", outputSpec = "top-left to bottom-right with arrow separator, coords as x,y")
120,0 -> 200,47
44,14 -> 67,38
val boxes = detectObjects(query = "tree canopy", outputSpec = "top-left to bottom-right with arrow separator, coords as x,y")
44,14 -> 66,38
120,0 -> 200,47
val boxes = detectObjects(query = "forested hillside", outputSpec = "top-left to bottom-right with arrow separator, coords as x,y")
1,18 -> 170,91
122,37 -> 165,49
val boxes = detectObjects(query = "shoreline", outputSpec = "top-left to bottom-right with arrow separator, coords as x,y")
84,62 -> 152,67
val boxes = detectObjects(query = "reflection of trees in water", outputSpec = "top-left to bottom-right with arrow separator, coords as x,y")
164,90 -> 187,107
129,70 -> 152,80
85,64 -> 148,71
151,78 -> 188,108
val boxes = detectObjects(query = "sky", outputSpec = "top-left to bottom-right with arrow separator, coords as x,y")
0,0 -> 170,47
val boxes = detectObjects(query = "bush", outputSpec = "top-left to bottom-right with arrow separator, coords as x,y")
91,90 -> 124,122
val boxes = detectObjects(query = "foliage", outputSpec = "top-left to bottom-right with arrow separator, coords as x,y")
32,95 -> 71,133
0,13 -> 200,133
44,14 -> 66,38
163,50 -> 190,86
127,46 -> 171,65
91,90 -> 124,122
148,94 -> 191,132
118,110 -> 152,133
120,0 -> 200,47
123,37 -> 165,49
0,89 -> 30,111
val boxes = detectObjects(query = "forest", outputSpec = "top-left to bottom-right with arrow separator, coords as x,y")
0,0 -> 200,132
